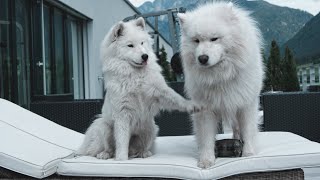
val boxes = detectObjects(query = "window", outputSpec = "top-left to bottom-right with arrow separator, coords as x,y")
32,2 -> 86,100
299,71 -> 302,83
0,0 -> 30,107
67,17 -> 85,99
43,5 -> 52,94
1,0 -> 87,106
306,69 -> 310,83
315,67 -> 319,83
0,0 -> 12,101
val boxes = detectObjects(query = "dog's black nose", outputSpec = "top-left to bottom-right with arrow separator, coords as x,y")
141,54 -> 148,61
198,55 -> 209,65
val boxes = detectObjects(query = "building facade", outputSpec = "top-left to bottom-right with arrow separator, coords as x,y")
297,62 -> 320,91
0,0 -> 173,108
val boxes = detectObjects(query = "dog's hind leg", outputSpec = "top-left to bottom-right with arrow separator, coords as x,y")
237,100 -> 259,157
77,121 -> 104,157
77,135 -> 103,157
96,121 -> 114,159
193,111 -> 218,169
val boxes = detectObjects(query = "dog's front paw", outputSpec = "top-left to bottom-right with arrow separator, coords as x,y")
115,154 -> 129,161
242,147 -> 255,157
115,148 -> 130,160
198,157 -> 215,169
96,151 -> 112,159
135,151 -> 153,158
139,150 -> 152,158
130,150 -> 152,158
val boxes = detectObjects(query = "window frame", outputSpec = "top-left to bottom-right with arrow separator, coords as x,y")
31,0 -> 87,101
306,68 -> 310,84
315,66 -> 319,83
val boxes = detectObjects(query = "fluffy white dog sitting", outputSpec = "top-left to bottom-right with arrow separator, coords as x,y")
78,17 -> 200,160
178,2 -> 264,168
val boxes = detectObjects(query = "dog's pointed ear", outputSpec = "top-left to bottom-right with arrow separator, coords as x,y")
135,17 -> 145,30
112,22 -> 124,41
226,2 -> 238,21
177,13 -> 187,25
227,2 -> 233,9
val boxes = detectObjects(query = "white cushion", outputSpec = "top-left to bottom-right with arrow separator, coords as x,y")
58,132 -> 320,179
0,98 -> 83,178
0,98 -> 83,150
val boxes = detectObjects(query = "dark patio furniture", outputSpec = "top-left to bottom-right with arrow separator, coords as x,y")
30,99 -> 104,133
30,82 -> 193,136
262,92 -> 320,143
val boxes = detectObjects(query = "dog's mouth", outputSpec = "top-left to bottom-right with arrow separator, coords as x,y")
131,60 -> 147,67
199,60 -> 224,68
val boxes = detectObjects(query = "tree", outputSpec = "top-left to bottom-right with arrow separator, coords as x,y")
281,46 -> 300,91
264,41 -> 301,92
268,40 -> 283,91
262,49 -> 272,91
157,45 -> 175,82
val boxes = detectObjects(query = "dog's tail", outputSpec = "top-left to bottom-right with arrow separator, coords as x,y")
91,114 -> 102,121
75,114 -> 104,156
257,111 -> 264,131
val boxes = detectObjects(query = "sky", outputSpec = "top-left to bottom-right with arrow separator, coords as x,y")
129,0 -> 320,15
130,0 -> 155,7
263,0 -> 320,15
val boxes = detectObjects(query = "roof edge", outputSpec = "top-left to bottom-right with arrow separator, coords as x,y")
123,0 -> 172,46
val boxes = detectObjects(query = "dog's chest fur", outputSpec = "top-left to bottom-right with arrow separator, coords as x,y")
106,67 -> 159,123
187,74 -> 257,111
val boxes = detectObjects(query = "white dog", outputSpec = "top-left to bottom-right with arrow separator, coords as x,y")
77,17 -> 200,160
178,2 -> 264,168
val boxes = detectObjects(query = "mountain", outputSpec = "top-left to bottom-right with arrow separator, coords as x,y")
138,0 -> 313,57
282,12 -> 320,65
139,0 -> 199,12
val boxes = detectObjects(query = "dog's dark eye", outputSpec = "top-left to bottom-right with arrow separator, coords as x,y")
211,38 -> 218,42
128,44 -> 134,48
193,39 -> 200,43
141,42 -> 144,45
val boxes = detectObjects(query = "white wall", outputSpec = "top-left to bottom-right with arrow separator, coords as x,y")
59,0 -> 173,99
298,63 -> 320,91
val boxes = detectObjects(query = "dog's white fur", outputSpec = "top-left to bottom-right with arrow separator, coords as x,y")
178,2 -> 264,168
78,18 -> 200,160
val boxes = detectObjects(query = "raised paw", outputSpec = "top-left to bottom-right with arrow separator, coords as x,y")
186,102 -> 203,114
96,151 -> 111,159
198,157 -> 215,169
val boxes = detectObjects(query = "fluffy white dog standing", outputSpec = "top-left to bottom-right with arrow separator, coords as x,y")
178,2 -> 264,168
78,18 -> 200,160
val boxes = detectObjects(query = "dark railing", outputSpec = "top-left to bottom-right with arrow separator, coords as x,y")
262,92 -> 320,143
30,99 -> 103,133
30,82 -> 193,136
30,82 -> 320,142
